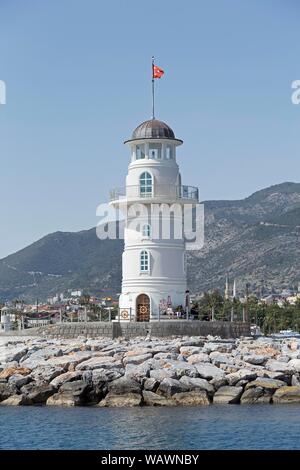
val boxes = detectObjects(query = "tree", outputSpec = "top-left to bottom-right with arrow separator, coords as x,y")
198,290 -> 224,320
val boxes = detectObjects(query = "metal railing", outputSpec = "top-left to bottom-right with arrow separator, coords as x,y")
110,184 -> 199,202
116,307 -> 248,322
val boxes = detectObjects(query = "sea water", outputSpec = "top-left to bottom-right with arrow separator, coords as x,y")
0,404 -> 300,450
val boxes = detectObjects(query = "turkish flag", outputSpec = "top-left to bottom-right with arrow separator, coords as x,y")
153,65 -> 164,79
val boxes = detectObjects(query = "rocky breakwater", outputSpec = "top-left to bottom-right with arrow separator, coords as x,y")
1,335 -> 300,407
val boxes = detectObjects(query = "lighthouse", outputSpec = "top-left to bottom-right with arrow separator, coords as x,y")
110,118 -> 199,321
109,59 -> 198,321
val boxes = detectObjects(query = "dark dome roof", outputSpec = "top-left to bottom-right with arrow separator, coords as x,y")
128,119 -> 178,141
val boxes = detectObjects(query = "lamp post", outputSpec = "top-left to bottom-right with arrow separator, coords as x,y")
185,290 -> 190,321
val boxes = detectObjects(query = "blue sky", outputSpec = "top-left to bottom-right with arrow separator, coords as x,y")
0,0 -> 299,258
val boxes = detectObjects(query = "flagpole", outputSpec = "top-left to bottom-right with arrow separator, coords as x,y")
152,56 -> 155,119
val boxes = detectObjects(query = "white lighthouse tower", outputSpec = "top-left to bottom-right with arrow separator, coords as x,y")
110,117 -> 198,322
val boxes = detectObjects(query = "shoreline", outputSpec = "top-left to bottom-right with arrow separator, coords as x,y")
1,334 -> 300,407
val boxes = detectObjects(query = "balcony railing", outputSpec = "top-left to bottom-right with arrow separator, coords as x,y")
110,184 -> 199,202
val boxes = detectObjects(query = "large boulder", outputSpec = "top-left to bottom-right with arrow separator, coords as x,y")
240,387 -> 272,404
179,376 -> 214,394
20,347 -> 63,369
187,353 -> 210,364
151,345 -> 179,355
172,390 -> 210,406
124,362 -> 151,382
8,374 -> 32,389
61,343 -> 84,355
265,360 -> 293,373
209,352 -> 235,367
107,377 -> 141,395
213,386 -> 243,404
202,342 -> 234,354
60,380 -> 88,396
243,355 -> 268,366
143,378 -> 159,392
125,348 -> 152,357
291,375 -> 300,387
47,393 -> 78,406
159,360 -> 198,379
47,380 -> 89,406
1,361 -> 19,371
24,384 -> 56,404
50,371 -> 83,388
0,394 -> 25,406
153,352 -> 179,361
225,369 -> 257,386
150,369 -> 176,381
210,377 -> 228,390
195,363 -> 225,381
0,383 -> 14,402
157,378 -> 189,397
179,346 -> 203,357
30,366 -> 64,383
20,382 -> 39,395
245,377 -> 286,391
276,356 -> 290,363
123,353 -> 152,366
0,367 -> 31,379
20,357 -> 48,370
76,356 -> 123,371
261,370 -> 287,381
221,365 -> 241,374
46,352 -> 91,370
142,391 -> 175,406
175,338 -> 205,348
0,346 -> 28,364
272,386 -> 300,403
99,392 -> 142,407
85,368 -> 124,388
288,359 -> 300,372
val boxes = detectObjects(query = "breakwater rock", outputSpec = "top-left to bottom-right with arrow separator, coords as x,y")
1,335 -> 300,406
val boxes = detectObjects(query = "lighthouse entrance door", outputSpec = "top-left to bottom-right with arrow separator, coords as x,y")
136,294 -> 150,322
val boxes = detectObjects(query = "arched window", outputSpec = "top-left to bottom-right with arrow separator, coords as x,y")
140,172 -> 152,198
140,250 -> 149,272
142,224 -> 151,238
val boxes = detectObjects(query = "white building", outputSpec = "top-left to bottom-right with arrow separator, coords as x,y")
111,118 -> 198,321
71,290 -> 82,297
0,306 -> 12,332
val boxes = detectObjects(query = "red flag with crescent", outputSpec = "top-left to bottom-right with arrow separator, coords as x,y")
153,65 -> 164,79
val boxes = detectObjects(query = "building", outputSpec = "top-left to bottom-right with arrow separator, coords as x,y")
0,306 -> 12,332
110,118 -> 198,321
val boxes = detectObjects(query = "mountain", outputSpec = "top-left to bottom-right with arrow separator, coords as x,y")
0,230 -> 123,301
1,182 -> 300,301
187,182 -> 300,295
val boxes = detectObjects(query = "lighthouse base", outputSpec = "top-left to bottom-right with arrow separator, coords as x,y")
118,288 -> 187,322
